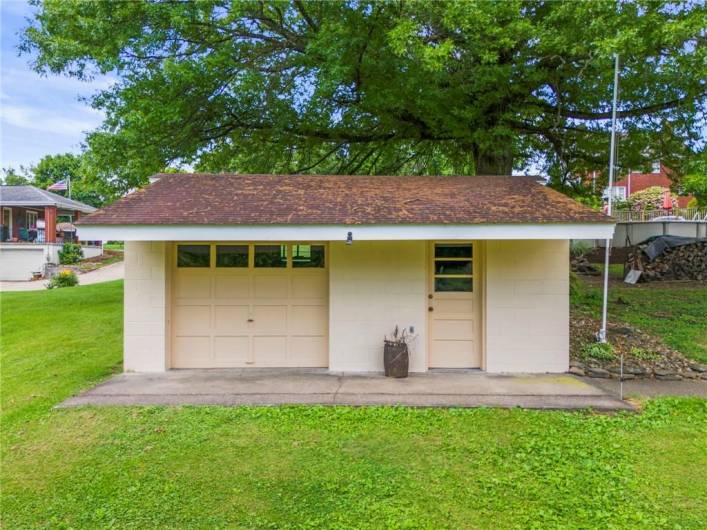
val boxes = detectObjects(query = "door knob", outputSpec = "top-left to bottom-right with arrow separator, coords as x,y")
247,318 -> 254,322
428,306 -> 434,312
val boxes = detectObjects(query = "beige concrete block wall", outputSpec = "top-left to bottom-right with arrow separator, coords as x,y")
124,241 -> 169,372
484,239 -> 569,373
329,241 -> 427,372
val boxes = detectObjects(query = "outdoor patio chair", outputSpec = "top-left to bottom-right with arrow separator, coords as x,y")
19,228 -> 29,241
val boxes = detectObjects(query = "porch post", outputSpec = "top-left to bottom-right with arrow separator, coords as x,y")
44,206 -> 57,243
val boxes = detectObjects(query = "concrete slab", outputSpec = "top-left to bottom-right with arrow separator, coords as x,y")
59,369 -> 634,411
585,377 -> 707,398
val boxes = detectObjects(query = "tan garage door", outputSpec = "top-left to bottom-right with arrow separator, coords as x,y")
171,243 -> 328,368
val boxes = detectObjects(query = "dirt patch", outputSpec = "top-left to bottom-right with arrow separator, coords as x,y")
570,312 -> 707,380
82,249 -> 123,264
579,273 -> 702,290
585,246 -> 630,264
63,249 -> 124,274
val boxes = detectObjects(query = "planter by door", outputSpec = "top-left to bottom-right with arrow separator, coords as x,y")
383,341 -> 409,378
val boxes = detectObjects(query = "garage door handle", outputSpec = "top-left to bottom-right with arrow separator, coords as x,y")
247,318 -> 254,322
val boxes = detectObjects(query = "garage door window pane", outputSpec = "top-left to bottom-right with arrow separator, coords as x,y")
177,245 -> 210,267
292,244 -> 325,268
216,245 -> 248,267
254,245 -> 287,267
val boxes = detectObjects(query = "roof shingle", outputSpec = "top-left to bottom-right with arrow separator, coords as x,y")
78,174 -> 612,226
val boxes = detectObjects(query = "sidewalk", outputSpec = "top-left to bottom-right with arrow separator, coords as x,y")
0,261 -> 124,292
586,377 -> 707,398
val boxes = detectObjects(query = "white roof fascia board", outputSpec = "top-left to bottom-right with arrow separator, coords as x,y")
77,223 -> 615,242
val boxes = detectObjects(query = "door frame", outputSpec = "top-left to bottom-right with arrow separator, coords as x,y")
169,241 -> 329,368
425,240 -> 484,370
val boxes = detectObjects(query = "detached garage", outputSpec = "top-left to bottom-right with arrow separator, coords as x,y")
76,173 -> 615,374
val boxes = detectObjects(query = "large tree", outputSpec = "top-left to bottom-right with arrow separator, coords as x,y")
22,0 -> 706,189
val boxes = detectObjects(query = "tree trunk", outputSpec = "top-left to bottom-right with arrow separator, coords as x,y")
474,145 -> 514,175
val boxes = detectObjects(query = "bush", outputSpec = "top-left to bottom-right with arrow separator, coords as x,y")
580,342 -> 616,361
630,347 -> 661,361
570,240 -> 591,258
47,270 -> 79,289
626,186 -> 677,211
58,242 -> 83,264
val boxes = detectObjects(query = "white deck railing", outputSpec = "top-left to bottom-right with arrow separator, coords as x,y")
612,208 -> 707,222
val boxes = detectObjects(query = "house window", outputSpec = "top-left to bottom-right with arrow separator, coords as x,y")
177,245 -> 211,267
652,161 -> 661,174
26,211 -> 38,229
292,244 -> 325,268
434,244 -> 473,292
254,245 -> 287,268
216,245 -> 248,267
604,186 -> 626,200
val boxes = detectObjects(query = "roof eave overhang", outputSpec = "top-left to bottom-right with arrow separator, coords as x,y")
76,223 -> 616,242
0,201 -> 96,213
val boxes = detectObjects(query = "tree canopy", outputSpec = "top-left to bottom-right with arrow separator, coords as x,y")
22,0 -> 706,191
1,154 -> 109,207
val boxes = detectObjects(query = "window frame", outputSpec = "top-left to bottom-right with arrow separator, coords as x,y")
291,243 -> 326,269
26,210 -> 38,229
176,244 -> 212,268
432,243 -> 473,293
215,244 -> 250,268
175,242 -> 327,270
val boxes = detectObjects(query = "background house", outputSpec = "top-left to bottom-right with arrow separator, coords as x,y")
604,163 -> 693,207
0,185 -> 102,280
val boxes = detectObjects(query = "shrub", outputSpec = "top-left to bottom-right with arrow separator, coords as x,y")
58,242 -> 83,264
626,186 -> 677,211
580,342 -> 616,361
47,270 -> 79,289
570,240 -> 591,258
629,347 -> 661,361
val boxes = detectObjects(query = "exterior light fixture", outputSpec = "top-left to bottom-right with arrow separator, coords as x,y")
346,231 -> 353,245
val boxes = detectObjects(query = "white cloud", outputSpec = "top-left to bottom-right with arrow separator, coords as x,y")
1,102 -> 103,136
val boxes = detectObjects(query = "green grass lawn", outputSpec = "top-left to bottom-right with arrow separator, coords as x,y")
572,278 -> 707,363
103,242 -> 125,251
2,282 -> 706,528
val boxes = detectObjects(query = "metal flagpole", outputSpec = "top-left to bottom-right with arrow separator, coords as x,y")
598,53 -> 620,344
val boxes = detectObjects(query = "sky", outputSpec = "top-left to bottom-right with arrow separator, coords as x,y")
1,0 -> 113,171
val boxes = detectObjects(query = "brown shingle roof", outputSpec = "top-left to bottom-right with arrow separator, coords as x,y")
78,174 -> 613,225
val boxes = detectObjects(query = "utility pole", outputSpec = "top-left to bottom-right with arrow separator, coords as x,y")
598,54 -> 620,344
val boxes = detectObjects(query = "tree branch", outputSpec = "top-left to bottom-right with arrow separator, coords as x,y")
534,93 -> 703,121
